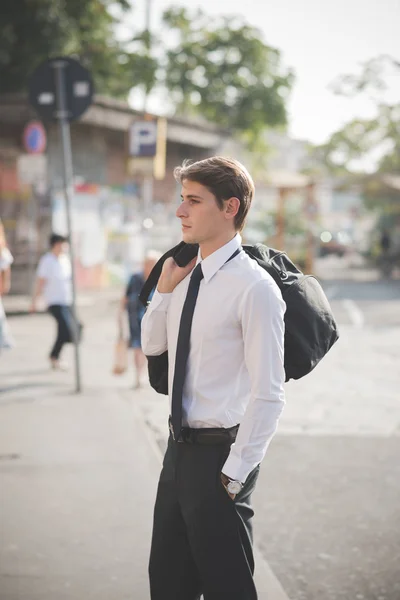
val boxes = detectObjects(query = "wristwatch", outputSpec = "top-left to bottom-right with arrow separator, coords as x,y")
221,473 -> 243,495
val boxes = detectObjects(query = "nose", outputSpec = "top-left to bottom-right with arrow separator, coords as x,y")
176,202 -> 187,219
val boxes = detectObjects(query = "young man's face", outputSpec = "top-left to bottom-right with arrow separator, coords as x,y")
176,179 -> 234,245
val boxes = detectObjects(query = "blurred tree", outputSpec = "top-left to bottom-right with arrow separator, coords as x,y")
161,7 -> 293,146
311,56 -> 400,212
0,0 -> 157,98
0,1 -> 292,146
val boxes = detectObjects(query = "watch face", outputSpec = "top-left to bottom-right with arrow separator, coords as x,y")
227,481 -> 242,495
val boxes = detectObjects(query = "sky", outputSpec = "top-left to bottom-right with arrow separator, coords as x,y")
122,0 -> 400,145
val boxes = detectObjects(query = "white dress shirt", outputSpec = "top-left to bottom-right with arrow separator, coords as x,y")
141,233 -> 286,483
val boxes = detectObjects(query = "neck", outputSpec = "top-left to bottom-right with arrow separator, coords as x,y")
199,231 -> 237,259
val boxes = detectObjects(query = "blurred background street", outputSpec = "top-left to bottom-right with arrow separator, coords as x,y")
1,0 -> 400,598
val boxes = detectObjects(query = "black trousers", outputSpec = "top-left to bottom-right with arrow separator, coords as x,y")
48,304 -> 74,360
149,434 -> 260,600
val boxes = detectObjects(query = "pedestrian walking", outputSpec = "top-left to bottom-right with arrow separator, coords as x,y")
117,251 -> 161,388
380,229 -> 391,255
141,156 -> 286,600
0,219 -> 14,352
30,233 -> 80,370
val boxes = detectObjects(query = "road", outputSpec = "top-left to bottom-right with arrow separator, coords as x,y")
255,256 -> 400,600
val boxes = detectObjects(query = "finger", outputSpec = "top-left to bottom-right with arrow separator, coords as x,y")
162,257 -> 175,271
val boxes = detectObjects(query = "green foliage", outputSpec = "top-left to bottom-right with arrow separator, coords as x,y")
161,7 -> 293,144
0,0 -> 142,97
0,1 -> 292,143
329,55 -> 400,98
312,56 -> 400,213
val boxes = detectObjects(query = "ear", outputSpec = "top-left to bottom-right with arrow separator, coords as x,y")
224,197 -> 240,220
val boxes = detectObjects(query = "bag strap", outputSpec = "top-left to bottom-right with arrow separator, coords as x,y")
226,247 -> 241,263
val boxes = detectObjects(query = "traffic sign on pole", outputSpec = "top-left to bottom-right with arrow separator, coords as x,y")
28,56 -> 94,393
29,57 -> 93,122
129,120 -> 158,157
23,121 -> 47,154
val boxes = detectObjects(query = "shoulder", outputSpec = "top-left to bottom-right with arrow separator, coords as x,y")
126,272 -> 144,291
235,251 -> 280,291
38,252 -> 52,266
129,272 -> 144,284
233,253 -> 285,316
37,252 -> 54,274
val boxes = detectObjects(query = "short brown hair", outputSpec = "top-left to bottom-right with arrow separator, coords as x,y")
174,156 -> 255,231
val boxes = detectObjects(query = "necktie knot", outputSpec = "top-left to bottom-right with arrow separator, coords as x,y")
191,263 -> 204,284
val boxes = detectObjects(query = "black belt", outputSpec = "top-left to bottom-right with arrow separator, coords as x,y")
169,417 -> 239,445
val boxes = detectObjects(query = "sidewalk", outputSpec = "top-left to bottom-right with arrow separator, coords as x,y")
0,389 -> 158,600
1,303 -> 290,600
0,311 -> 159,599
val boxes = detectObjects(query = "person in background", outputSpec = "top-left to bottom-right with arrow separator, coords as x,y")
0,219 -> 14,352
30,233 -> 78,370
380,229 -> 391,255
118,250 -> 161,389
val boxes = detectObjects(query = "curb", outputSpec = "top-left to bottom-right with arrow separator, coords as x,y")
4,292 -> 120,317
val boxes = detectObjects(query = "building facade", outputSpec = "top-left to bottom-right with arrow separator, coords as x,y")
0,95 -> 226,293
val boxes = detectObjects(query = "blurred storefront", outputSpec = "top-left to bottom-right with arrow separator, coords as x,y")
0,94 -> 226,294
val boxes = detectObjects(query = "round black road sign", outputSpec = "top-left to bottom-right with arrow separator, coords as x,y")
29,56 -> 94,122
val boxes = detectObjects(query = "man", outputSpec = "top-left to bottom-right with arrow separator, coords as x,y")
141,156 -> 286,600
117,250 -> 161,388
30,233 -> 78,370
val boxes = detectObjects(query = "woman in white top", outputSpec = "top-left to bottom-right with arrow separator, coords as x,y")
31,233 -> 78,369
0,219 -> 14,352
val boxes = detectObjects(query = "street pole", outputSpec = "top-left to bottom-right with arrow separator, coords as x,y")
305,181 -> 317,274
53,60 -> 82,393
276,187 -> 287,250
142,0 -> 153,248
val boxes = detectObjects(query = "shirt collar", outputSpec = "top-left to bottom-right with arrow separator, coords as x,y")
197,233 -> 242,283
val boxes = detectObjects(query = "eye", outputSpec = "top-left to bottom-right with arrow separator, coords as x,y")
189,199 -> 200,205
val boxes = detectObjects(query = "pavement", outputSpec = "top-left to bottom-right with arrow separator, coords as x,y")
0,290 -> 289,600
0,293 -> 157,600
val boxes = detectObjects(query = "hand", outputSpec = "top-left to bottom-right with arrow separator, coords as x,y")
157,256 -> 197,294
220,473 -> 236,500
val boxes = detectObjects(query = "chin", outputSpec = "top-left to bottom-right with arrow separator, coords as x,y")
182,230 -> 196,244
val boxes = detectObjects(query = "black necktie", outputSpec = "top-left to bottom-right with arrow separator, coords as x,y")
170,263 -> 204,440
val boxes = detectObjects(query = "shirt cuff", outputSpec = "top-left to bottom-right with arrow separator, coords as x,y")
222,450 -> 257,484
149,288 -> 172,311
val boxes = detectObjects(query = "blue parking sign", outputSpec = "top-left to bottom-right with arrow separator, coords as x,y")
129,120 -> 158,157
23,121 -> 47,154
